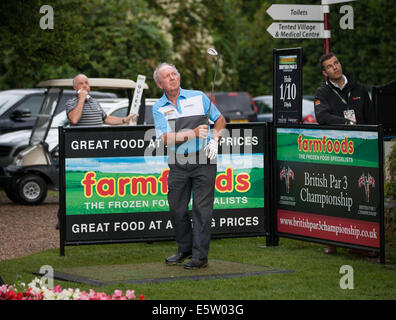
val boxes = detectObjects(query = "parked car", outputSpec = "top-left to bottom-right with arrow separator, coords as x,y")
1,78 -> 149,205
253,95 -> 317,124
0,97 -> 158,176
206,92 -> 258,123
0,89 -> 116,134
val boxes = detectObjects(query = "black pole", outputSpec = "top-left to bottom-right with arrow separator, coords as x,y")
378,124 -> 386,264
58,126 -> 66,256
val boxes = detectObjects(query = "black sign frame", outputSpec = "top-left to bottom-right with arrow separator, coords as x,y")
273,47 -> 303,125
59,123 -> 270,255
273,123 -> 385,263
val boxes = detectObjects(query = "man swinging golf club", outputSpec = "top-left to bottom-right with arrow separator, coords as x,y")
152,50 -> 225,269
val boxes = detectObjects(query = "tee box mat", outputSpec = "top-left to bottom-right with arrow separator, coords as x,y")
34,260 -> 293,286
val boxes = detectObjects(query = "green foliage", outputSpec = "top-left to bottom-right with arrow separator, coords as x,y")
330,0 -> 396,90
0,0 -> 82,88
385,143 -> 396,255
385,143 -> 396,199
0,0 -> 395,97
76,0 -> 172,96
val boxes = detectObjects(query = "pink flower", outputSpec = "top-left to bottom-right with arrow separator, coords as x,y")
112,289 -> 123,298
0,285 -> 8,294
0,277 -> 143,300
126,290 -> 136,300
53,285 -> 62,293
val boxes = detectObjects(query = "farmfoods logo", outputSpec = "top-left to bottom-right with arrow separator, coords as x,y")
279,55 -> 297,65
297,134 -> 354,155
81,167 -> 251,198
279,55 -> 297,70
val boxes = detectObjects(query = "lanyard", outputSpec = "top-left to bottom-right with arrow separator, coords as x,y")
327,82 -> 350,107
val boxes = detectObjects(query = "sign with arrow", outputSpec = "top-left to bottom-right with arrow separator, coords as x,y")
266,4 -> 324,21
322,0 -> 355,4
129,74 -> 146,124
267,22 -> 326,39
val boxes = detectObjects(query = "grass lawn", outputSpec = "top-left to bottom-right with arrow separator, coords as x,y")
1,236 -> 395,300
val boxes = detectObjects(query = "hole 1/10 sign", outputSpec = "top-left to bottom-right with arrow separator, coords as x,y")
280,82 -> 297,101
273,48 -> 303,124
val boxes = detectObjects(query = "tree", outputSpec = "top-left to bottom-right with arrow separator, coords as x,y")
330,0 -> 396,89
1,0 -> 395,98
0,0 -> 82,89
74,0 -> 172,97
0,0 -> 172,96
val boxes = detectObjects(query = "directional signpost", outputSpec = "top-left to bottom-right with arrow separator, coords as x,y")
266,4 -> 324,21
266,1 -> 356,51
267,22 -> 325,39
266,4 -> 329,40
322,0 -> 355,4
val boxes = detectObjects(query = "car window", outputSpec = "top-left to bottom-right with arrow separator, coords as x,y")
109,107 -> 128,117
15,94 -> 45,116
255,100 -> 272,113
214,93 -> 253,112
0,93 -> 24,116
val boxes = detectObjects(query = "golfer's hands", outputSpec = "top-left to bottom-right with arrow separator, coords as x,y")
77,89 -> 90,101
204,138 -> 219,160
195,124 -> 209,139
124,114 -> 138,125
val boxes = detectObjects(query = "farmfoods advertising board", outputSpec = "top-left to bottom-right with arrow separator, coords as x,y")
59,124 -> 268,250
275,125 -> 384,251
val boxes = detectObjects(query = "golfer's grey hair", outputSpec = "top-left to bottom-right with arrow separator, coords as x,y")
72,74 -> 88,87
153,63 -> 179,84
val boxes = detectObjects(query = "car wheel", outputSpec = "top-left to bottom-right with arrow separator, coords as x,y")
16,174 -> 47,205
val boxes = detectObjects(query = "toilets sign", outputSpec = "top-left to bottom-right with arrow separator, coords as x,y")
266,4 -> 325,21
266,1 -> 355,39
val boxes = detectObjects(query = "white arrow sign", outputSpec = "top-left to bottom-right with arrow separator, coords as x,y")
129,74 -> 146,125
266,4 -> 324,21
267,22 -> 329,39
322,0 -> 355,4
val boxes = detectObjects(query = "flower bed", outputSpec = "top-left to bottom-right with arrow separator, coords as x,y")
0,277 -> 144,300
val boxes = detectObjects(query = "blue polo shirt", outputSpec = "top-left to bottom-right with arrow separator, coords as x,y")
152,88 -> 221,154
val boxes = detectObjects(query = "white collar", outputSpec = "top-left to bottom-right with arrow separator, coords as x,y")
329,75 -> 348,90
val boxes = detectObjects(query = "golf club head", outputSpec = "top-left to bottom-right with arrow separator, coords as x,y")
207,47 -> 218,57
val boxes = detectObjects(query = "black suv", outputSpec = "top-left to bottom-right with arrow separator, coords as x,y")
0,89 -> 116,134
207,92 -> 258,123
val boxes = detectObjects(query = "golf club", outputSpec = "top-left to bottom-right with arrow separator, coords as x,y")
206,47 -> 219,124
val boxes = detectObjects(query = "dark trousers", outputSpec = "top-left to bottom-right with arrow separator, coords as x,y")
168,163 -> 217,260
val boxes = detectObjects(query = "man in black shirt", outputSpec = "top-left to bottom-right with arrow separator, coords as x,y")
314,53 -> 376,255
314,53 -> 375,125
